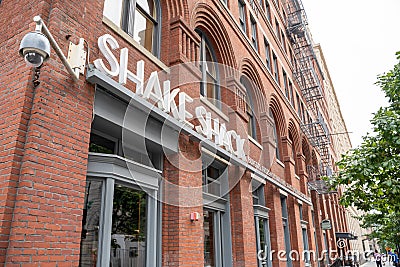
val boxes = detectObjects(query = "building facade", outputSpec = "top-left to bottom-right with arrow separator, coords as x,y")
0,0 -> 351,266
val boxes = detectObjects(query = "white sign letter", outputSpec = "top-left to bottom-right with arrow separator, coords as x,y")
94,34 -> 119,77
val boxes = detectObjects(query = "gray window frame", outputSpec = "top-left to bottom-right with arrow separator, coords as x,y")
250,16 -> 258,50
273,53 -> 279,83
264,38 -> 271,70
121,0 -> 161,58
202,154 -> 233,267
197,29 -> 221,109
85,153 -> 162,267
265,1 -> 271,22
252,177 -> 272,267
281,196 -> 293,267
240,76 -> 258,139
238,0 -> 247,33
269,109 -> 281,161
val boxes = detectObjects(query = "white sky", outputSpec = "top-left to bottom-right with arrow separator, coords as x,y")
300,0 -> 399,147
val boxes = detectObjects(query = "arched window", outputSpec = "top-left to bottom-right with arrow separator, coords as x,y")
269,109 -> 281,161
196,29 -> 220,107
103,0 -> 160,56
240,76 -> 257,139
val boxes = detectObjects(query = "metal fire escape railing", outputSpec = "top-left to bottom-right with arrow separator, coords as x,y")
284,0 -> 333,182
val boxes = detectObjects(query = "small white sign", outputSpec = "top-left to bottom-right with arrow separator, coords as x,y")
321,219 -> 332,230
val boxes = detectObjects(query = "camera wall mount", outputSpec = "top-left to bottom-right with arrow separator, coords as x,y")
19,16 -> 87,81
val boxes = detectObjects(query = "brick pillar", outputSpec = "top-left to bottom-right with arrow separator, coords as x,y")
297,153 -> 307,194
281,137 -> 299,189
230,170 -> 257,267
162,134 -> 203,266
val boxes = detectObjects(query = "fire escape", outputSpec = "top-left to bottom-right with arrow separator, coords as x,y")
284,0 -> 332,192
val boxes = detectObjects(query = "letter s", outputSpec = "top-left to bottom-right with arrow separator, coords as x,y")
94,34 -> 120,77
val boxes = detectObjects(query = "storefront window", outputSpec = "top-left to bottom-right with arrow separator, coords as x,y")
204,210 -> 215,267
110,185 -> 147,267
79,180 -> 103,267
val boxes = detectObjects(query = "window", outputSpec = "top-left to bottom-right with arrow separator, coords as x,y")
301,102 -> 306,122
265,1 -> 271,22
282,10 -> 287,24
253,186 -> 265,206
275,21 -> 280,41
238,0 -> 247,33
264,39 -> 271,70
253,181 -> 271,267
281,31 -> 287,53
296,93 -> 301,117
203,165 -> 222,196
272,53 -> 279,83
299,204 -> 303,221
259,0 -> 264,10
302,227 -> 310,264
283,70 -> 288,98
197,30 -> 220,107
204,209 -> 216,266
289,82 -> 294,107
241,76 -> 257,139
111,185 -> 147,267
80,179 -> 159,267
103,0 -> 160,56
299,204 -> 310,264
270,110 -> 281,161
203,156 -> 233,267
250,16 -> 258,50
80,126 -> 162,266
281,196 -> 293,267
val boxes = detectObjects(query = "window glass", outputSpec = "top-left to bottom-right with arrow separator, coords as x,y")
258,218 -> 268,253
241,76 -> 257,139
197,30 -> 220,106
273,53 -> 279,82
133,8 -> 154,53
265,1 -> 271,22
251,17 -> 258,50
203,166 -> 222,196
89,133 -> 115,154
238,0 -> 246,33
270,110 -> 281,161
111,185 -> 147,267
204,210 -> 215,267
137,0 -> 154,15
264,39 -> 271,70
281,196 -> 293,267
103,0 -> 158,55
79,180 -> 103,267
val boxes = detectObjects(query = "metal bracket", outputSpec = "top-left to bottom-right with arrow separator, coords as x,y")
67,38 -> 87,75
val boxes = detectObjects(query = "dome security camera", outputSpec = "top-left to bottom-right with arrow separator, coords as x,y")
19,31 -> 51,68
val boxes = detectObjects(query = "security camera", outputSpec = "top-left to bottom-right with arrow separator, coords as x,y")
19,31 -> 50,68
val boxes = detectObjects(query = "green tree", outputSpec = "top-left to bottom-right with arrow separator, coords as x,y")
331,52 -> 400,214
358,211 -> 400,251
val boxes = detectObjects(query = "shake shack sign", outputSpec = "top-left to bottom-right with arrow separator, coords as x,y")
93,34 -> 247,161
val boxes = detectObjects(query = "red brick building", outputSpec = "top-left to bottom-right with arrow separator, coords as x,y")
0,0 -> 350,266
